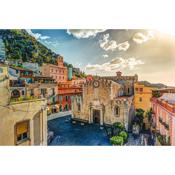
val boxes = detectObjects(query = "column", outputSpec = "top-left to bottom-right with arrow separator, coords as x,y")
100,109 -> 103,125
30,119 -> 34,145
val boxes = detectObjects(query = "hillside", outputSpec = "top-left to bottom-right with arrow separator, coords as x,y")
0,29 -> 86,78
0,29 -> 57,65
138,80 -> 167,89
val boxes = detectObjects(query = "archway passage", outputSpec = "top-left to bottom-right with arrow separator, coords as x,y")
93,109 -> 100,124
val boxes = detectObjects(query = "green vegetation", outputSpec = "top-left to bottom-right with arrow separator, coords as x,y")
152,90 -> 161,98
0,29 -> 57,65
135,108 -> 145,126
110,136 -> 124,146
0,29 -> 86,77
146,108 -> 153,123
157,134 -> 170,146
113,122 -> 125,131
110,122 -> 128,145
119,131 -> 128,143
10,96 -> 39,103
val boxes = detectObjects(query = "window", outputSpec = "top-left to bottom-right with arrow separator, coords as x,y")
41,89 -> 47,97
135,88 -> 138,92
15,120 -> 30,144
65,96 -> 68,101
77,103 -> 81,111
114,106 -> 120,116
140,88 -> 143,92
21,90 -> 25,96
139,97 -> 142,102
128,88 -> 130,94
30,89 -> 34,96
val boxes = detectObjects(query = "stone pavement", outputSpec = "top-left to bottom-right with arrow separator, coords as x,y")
48,115 -> 110,146
47,115 -> 154,146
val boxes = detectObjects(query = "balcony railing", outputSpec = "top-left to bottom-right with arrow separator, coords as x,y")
10,80 -> 25,87
159,117 -> 169,130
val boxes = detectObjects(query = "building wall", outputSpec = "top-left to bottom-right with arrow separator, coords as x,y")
41,56 -> 68,83
151,98 -> 175,145
72,78 -> 134,130
0,99 -> 47,146
134,83 -> 154,113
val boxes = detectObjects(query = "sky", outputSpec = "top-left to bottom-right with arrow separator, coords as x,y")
28,29 -> 175,86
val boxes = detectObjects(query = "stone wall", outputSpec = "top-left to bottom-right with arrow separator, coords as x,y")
0,99 -> 47,146
72,77 -> 134,129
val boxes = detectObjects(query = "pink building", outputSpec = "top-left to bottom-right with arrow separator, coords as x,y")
41,56 -> 68,83
151,93 -> 175,145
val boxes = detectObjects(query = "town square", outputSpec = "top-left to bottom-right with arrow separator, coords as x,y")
0,29 -> 175,146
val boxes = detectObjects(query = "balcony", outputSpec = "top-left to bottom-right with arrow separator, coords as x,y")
159,117 -> 163,123
164,123 -> 169,130
10,80 -> 25,87
159,117 -> 169,130
10,96 -> 41,103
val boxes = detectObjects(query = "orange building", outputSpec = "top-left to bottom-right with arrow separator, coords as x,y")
57,82 -> 82,112
41,56 -> 68,83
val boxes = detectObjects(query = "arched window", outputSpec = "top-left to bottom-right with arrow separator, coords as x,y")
11,89 -> 20,98
114,106 -> 120,117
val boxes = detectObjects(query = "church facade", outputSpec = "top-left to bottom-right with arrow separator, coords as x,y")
72,72 -> 138,131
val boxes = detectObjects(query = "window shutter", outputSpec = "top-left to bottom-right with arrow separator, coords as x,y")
16,121 -> 28,135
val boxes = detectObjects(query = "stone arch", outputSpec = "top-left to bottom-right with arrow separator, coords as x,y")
11,89 -> 20,98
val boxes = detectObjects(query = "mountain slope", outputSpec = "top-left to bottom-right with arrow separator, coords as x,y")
0,29 -> 57,65
138,80 -> 167,88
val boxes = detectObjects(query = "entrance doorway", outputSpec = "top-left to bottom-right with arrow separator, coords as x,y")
93,109 -> 100,124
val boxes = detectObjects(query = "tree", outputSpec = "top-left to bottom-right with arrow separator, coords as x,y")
110,136 -> 124,146
146,108 -> 153,123
135,108 -> 145,126
113,122 -> 125,136
152,91 -> 161,98
119,131 -> 128,143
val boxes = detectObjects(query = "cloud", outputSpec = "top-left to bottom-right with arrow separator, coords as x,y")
117,41 -> 130,51
99,33 -> 118,51
26,29 -> 50,40
99,34 -> 130,51
133,30 -> 154,44
102,54 -> 109,58
85,57 -> 144,72
67,29 -> 106,39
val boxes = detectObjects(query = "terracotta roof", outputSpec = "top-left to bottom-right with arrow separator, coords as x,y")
10,66 -> 33,72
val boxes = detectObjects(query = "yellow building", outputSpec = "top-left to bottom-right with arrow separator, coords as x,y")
0,64 -> 48,146
134,82 -> 157,114
134,83 -> 157,129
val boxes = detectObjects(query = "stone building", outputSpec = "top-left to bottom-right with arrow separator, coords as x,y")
0,64 -> 47,146
41,55 -> 68,83
72,72 -> 137,131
